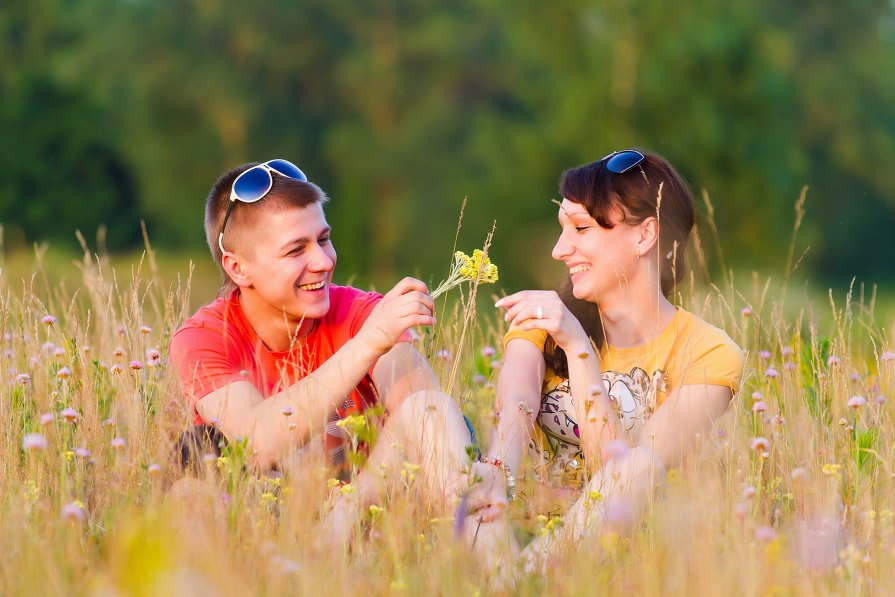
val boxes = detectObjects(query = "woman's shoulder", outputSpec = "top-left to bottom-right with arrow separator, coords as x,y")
673,309 -> 745,389
675,309 -> 742,352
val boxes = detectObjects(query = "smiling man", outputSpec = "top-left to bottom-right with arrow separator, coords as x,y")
169,160 -> 473,536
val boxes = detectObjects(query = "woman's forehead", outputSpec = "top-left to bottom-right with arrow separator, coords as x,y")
557,198 -> 591,217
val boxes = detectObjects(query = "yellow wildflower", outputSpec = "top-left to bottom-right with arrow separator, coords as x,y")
600,531 -> 619,555
765,539 -> 783,564
538,514 -> 564,537
431,248 -> 499,299
336,414 -> 368,436
822,463 -> 842,478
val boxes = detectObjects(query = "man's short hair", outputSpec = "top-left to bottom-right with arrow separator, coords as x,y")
205,162 -> 329,287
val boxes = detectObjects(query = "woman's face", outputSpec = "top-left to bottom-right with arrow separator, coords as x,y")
551,198 -> 640,304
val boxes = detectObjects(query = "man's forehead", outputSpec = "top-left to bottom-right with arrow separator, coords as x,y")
250,203 -> 329,246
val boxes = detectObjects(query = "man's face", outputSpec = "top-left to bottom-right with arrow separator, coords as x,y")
237,202 -> 337,324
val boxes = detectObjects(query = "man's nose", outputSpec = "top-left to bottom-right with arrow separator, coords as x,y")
309,245 -> 335,271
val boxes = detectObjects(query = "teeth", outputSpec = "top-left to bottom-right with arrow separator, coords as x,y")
569,264 -> 591,275
299,281 -> 325,291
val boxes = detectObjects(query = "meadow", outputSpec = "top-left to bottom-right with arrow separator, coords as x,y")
1,235 -> 893,596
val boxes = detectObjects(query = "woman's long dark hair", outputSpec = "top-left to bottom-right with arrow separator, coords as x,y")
543,150 -> 696,378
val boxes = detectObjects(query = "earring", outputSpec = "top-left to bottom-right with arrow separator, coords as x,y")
635,248 -> 641,261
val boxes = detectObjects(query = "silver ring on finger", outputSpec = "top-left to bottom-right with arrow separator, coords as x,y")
536,305 -> 544,320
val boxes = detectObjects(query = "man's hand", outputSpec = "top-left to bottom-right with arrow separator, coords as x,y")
358,277 -> 435,355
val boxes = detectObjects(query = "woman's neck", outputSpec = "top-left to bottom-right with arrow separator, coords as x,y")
597,290 -> 677,349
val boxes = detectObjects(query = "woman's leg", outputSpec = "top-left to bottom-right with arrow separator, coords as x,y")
522,445 -> 665,572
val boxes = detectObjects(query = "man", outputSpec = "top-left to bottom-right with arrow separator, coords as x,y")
169,159 -> 473,537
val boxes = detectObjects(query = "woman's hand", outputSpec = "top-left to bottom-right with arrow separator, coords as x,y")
495,290 -> 588,353
358,277 -> 435,355
463,460 -> 509,523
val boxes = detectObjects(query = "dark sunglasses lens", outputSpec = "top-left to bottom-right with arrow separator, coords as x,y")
605,151 -> 644,174
233,167 -> 272,202
267,159 -> 308,182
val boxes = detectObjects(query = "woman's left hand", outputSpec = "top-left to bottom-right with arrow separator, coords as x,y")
495,290 -> 588,352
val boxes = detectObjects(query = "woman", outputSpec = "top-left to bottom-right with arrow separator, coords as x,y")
465,149 -> 744,565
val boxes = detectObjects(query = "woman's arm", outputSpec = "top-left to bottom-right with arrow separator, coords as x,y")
465,338 -> 544,521
490,339 -> 546,469
635,383 -> 733,468
496,290 -> 626,470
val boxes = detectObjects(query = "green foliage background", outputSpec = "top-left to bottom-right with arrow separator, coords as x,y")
1,0 -> 894,291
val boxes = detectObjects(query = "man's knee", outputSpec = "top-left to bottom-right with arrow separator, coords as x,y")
388,390 -> 457,432
385,391 -> 476,461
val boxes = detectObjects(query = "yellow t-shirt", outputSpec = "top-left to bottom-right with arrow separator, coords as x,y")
504,308 -> 744,488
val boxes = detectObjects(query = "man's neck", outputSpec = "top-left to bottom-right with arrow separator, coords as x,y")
238,291 -> 316,352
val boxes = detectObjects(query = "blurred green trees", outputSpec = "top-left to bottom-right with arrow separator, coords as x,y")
0,0 -> 893,289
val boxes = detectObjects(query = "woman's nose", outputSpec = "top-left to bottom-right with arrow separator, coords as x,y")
552,230 -> 572,261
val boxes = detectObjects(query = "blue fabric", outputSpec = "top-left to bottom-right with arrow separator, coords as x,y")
463,414 -> 481,460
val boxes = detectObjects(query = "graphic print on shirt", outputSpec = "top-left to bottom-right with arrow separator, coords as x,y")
529,366 -> 668,487
603,366 -> 668,432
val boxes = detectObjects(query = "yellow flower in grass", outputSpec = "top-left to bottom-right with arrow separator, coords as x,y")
336,414 -> 368,436
537,514 -> 564,537
822,463 -> 842,479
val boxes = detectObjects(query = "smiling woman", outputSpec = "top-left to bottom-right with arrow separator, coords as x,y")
464,149 -> 744,573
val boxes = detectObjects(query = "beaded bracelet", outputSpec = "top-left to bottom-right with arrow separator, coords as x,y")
477,456 -> 516,501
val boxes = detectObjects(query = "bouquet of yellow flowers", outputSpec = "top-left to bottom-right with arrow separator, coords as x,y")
430,249 -> 499,299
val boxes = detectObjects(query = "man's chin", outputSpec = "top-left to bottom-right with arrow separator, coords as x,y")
300,297 -> 330,320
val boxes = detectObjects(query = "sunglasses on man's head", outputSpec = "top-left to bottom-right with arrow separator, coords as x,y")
218,159 -> 308,254
598,149 -> 645,174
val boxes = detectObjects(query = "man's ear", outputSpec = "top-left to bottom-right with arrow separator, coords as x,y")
635,216 -> 660,256
221,251 -> 253,288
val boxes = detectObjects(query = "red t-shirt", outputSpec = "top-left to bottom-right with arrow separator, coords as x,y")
169,285 -> 401,464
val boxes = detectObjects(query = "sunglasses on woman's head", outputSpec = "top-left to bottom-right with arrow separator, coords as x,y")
598,149 -> 645,174
218,159 -> 308,254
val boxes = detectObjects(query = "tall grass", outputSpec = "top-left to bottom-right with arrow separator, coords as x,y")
0,228 -> 893,595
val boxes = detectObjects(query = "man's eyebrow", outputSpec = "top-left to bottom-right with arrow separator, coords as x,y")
278,226 -> 331,251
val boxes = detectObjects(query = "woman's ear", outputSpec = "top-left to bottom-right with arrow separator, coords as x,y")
635,216 -> 660,257
222,252 -> 253,288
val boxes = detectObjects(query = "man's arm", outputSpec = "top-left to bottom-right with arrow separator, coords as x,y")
196,278 -> 435,469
